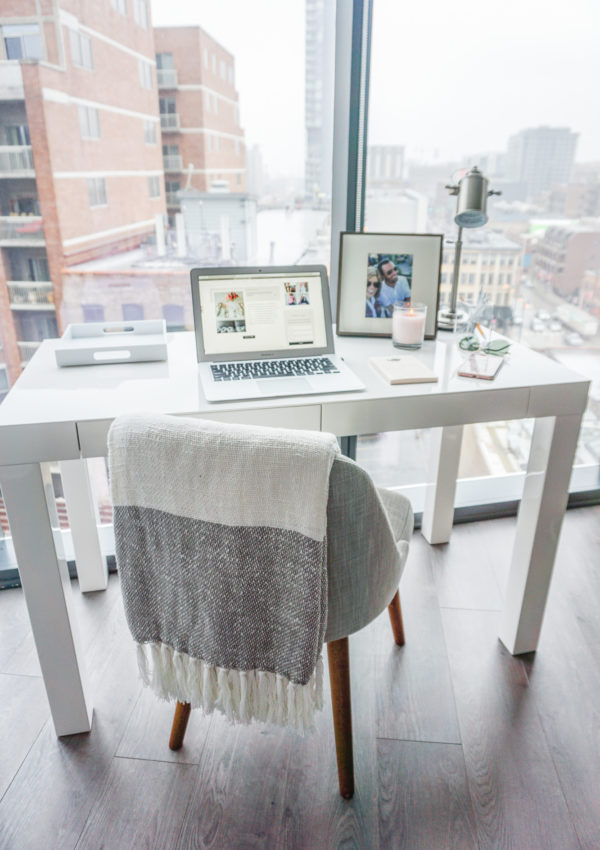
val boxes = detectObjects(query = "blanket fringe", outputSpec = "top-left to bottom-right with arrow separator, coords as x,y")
136,642 -> 324,735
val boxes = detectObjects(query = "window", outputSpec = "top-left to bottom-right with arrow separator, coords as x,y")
156,53 -> 174,69
69,29 -> 93,69
3,24 -> 42,60
82,304 -> 105,322
203,46 -> 209,68
211,53 -> 216,73
110,0 -> 127,13
133,0 -> 147,28
162,304 -> 185,331
5,125 -> 30,146
138,60 -> 153,90
143,119 -> 157,144
228,66 -> 234,86
159,97 -> 176,114
220,59 -> 226,80
122,303 -> 144,320
27,257 -> 50,282
148,175 -> 160,198
87,177 -> 107,207
78,105 -> 100,139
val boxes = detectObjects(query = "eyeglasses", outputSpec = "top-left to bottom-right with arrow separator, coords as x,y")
459,335 -> 511,356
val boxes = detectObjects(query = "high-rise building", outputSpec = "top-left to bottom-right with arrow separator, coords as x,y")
154,26 -> 246,222
506,126 -> 578,202
0,0 -> 165,384
367,145 -> 405,185
304,0 -> 335,201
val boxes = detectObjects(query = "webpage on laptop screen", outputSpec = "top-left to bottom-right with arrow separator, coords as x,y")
198,271 -> 328,356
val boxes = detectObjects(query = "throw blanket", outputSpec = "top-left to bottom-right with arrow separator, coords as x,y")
108,412 -> 339,733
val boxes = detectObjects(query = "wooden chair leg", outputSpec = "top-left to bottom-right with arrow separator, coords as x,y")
169,700 -> 192,750
388,589 -> 405,646
327,637 -> 354,799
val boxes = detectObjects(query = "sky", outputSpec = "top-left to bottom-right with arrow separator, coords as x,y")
150,0 -> 599,177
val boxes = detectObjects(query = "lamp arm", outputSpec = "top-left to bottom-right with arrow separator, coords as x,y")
449,226 -> 463,315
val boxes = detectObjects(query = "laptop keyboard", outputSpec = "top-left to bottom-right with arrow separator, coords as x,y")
211,356 -> 340,382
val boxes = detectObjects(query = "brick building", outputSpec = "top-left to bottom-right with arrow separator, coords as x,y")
0,0 -> 165,386
439,230 -> 522,309
154,26 -> 246,223
531,222 -> 600,297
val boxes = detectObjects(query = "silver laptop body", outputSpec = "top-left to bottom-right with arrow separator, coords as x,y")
191,265 -> 365,402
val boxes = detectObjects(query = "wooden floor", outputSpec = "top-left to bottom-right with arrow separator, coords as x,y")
0,507 -> 599,849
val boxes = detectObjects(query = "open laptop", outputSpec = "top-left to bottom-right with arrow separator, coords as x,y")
191,265 -> 365,402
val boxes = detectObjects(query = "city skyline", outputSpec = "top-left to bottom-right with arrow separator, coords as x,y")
150,0 -> 598,177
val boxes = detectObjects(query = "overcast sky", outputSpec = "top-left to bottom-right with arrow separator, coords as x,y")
151,0 -> 599,176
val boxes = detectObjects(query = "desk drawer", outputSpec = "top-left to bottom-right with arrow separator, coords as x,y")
76,405 -> 322,457
0,423 -> 80,465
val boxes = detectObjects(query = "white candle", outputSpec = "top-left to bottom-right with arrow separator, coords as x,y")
392,304 -> 427,348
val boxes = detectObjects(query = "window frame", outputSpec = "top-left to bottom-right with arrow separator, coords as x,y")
87,177 -> 108,208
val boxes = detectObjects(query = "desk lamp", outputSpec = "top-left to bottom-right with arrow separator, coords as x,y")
438,166 -> 501,330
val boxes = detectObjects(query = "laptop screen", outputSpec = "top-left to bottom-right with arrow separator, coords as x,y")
192,267 -> 332,361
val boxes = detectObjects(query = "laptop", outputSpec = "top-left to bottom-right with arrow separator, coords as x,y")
191,265 -> 365,402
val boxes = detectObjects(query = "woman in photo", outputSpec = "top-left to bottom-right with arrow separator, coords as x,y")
365,269 -> 387,318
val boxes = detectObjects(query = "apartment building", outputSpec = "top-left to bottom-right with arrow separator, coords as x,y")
531,222 -> 600,296
0,0 -> 165,384
506,126 -> 578,203
154,26 -> 246,221
439,230 -> 522,309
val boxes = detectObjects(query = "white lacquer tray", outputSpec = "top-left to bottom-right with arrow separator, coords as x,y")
55,319 -> 167,367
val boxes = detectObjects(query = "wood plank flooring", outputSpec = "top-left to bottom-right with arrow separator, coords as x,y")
0,506 -> 598,849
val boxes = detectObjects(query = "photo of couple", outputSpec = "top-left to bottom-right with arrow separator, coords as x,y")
365,254 -> 413,318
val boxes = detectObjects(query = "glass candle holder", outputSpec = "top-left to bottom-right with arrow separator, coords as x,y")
392,302 -> 427,349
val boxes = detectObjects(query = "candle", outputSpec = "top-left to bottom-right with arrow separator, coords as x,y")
392,303 -> 427,349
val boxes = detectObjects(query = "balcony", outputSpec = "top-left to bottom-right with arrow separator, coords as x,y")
162,154 -> 183,172
17,340 -> 41,364
0,146 -> 34,177
160,113 -> 180,132
157,69 -> 178,88
166,191 -> 180,207
0,216 -> 44,246
8,281 -> 54,310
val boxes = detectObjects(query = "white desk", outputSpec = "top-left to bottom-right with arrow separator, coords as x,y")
0,331 -> 589,737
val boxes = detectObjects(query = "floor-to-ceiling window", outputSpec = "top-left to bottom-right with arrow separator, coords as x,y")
359,0 -> 600,507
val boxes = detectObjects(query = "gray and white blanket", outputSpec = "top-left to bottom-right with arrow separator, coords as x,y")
108,412 -> 339,732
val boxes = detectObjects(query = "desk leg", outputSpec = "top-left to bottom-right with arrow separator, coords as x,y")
499,414 -> 582,655
60,459 -> 107,593
0,462 -> 93,736
421,425 -> 463,544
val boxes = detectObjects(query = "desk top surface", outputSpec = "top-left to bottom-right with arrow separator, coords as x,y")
0,330 -> 590,431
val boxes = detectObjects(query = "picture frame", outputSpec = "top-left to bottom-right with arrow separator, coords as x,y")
336,231 -> 443,339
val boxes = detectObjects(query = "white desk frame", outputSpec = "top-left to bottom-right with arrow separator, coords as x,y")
0,332 -> 589,736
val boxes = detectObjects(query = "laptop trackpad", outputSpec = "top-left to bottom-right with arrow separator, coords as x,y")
256,377 -> 311,395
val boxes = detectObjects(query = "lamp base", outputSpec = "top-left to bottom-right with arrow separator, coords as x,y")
437,307 -> 469,332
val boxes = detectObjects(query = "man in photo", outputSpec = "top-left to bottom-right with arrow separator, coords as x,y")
377,256 -> 411,313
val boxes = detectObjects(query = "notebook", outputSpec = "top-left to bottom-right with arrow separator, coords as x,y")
369,355 -> 438,385
191,265 -> 365,402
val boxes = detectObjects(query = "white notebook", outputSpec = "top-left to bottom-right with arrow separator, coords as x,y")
369,355 -> 438,385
